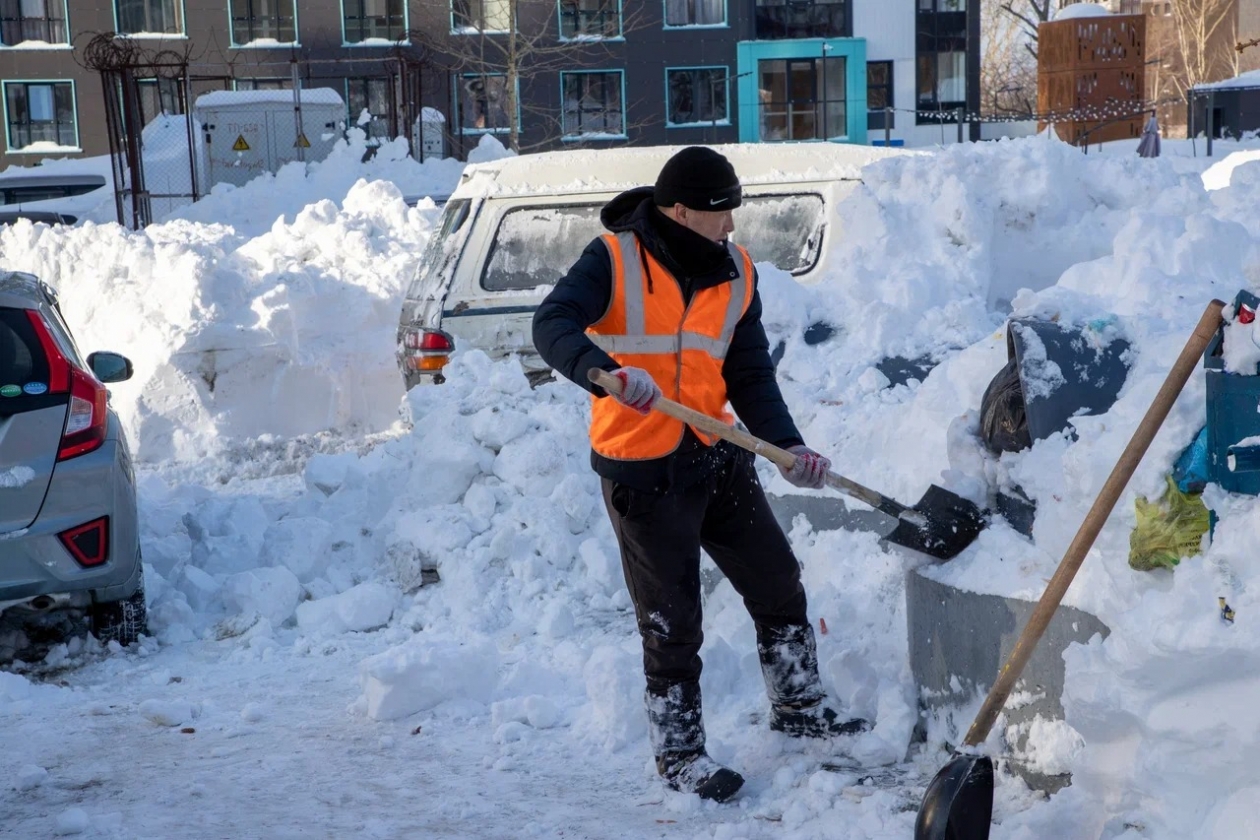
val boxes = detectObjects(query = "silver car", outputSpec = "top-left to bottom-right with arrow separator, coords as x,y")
0,270 -> 145,657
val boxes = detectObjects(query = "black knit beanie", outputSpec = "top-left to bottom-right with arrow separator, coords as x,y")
653,146 -> 742,210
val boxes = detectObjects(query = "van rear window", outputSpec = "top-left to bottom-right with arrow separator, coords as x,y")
0,309 -> 50,386
482,204 -> 604,292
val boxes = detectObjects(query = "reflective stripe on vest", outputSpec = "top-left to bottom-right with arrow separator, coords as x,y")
587,233 -> 748,360
586,230 -> 754,461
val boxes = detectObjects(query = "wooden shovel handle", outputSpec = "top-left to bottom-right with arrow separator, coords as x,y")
586,368 -> 903,515
588,368 -> 799,470
961,300 -> 1225,748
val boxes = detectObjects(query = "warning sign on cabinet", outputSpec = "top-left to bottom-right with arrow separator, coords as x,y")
232,135 -> 250,151
294,133 -> 311,148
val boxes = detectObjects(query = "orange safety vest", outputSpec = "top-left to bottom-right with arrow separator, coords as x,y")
587,231 -> 754,461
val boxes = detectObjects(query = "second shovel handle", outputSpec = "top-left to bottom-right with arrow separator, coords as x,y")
960,299 -> 1226,748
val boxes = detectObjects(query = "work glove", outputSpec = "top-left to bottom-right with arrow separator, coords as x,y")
610,366 -> 662,415
778,445 -> 830,490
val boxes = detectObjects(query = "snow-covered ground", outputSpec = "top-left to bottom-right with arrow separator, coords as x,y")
3,131 -> 1260,838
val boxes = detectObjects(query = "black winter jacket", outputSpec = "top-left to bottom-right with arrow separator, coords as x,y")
531,186 -> 804,493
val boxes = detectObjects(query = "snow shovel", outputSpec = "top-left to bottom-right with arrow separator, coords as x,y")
914,299 -> 1226,840
587,368 -> 985,560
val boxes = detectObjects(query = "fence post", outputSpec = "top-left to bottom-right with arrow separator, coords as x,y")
1207,90 -> 1215,157
956,106 -> 964,143
885,107 -> 892,146
183,67 -> 200,203
291,59 -> 305,163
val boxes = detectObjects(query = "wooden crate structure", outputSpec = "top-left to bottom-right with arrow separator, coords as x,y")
1037,14 -> 1146,146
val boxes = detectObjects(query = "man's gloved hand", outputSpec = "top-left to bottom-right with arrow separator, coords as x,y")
778,445 -> 830,489
610,367 -> 662,415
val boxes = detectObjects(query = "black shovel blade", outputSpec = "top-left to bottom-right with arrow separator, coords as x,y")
915,754 -> 994,840
885,484 -> 987,560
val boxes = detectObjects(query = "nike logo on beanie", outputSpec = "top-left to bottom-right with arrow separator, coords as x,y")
709,198 -> 728,206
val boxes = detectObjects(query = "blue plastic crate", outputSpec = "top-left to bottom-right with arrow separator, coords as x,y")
1204,290 -> 1260,496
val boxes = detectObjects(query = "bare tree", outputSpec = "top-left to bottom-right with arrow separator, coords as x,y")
982,0 -> 1039,114
998,0 -> 1058,58
411,0 -> 651,152
1169,0 -> 1237,96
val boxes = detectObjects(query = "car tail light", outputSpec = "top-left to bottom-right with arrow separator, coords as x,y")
25,310 -> 109,460
60,367 -> 108,460
59,516 -> 109,567
401,327 -> 454,373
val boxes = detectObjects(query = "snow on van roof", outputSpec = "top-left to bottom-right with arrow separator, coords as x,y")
450,143 -> 914,199
194,88 -> 346,109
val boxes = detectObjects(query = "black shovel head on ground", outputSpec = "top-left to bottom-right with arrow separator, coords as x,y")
884,485 -> 987,561
915,754 -> 994,840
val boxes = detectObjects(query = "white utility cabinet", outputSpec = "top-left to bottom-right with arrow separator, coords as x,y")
194,88 -> 346,188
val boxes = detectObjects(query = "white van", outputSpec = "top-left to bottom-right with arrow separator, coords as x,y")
396,143 -> 910,388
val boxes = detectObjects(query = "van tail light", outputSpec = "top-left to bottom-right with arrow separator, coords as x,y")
401,326 -> 454,373
59,516 -> 109,567
25,310 -> 109,460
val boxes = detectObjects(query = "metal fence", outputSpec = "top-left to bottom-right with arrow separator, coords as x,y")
83,34 -> 433,229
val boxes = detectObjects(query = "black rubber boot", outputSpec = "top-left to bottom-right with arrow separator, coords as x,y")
769,701 -> 871,738
647,683 -> 744,802
657,750 -> 745,802
758,623 -> 870,738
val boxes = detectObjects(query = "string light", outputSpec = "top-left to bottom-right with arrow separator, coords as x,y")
887,96 -> 1176,125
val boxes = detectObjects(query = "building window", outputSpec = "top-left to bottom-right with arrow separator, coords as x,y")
757,57 -> 846,142
666,67 -> 728,126
559,0 -> 619,39
754,0 -> 848,40
343,0 -> 404,43
0,0 -> 68,46
664,0 -> 724,27
230,0 -> 296,44
561,70 -> 624,138
115,0 -> 183,34
452,0 -> 509,32
867,60 -> 893,130
916,0 -> 966,123
457,73 -> 512,133
348,77 -> 390,140
3,80 -> 77,151
235,77 -> 291,90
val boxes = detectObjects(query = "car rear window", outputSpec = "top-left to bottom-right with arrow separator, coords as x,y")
480,194 -> 826,293
482,203 -> 604,292
0,308 -> 50,390
405,198 -> 473,300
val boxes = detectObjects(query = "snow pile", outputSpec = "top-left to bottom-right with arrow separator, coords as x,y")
165,131 -> 469,237
5,133 -> 1260,838
1201,149 -> 1260,191
0,135 -> 467,461
1054,2 -> 1111,19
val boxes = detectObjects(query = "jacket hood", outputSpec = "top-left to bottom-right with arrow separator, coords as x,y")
599,186 -> 734,283
600,186 -> 655,233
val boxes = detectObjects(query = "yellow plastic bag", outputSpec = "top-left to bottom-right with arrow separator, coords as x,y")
1128,475 -> 1211,572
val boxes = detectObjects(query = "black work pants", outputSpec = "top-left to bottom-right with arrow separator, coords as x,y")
601,452 -> 811,697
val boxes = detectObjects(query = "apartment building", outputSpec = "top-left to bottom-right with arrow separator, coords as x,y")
1,0 -> 982,162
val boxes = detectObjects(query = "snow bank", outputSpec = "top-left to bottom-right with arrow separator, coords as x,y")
9,131 -> 1260,838
0,133 -> 464,462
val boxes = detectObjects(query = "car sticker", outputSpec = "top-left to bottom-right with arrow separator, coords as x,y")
0,384 -> 21,397
22,382 -> 48,395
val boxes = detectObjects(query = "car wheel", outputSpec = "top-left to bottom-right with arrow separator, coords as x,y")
91,571 -> 148,647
